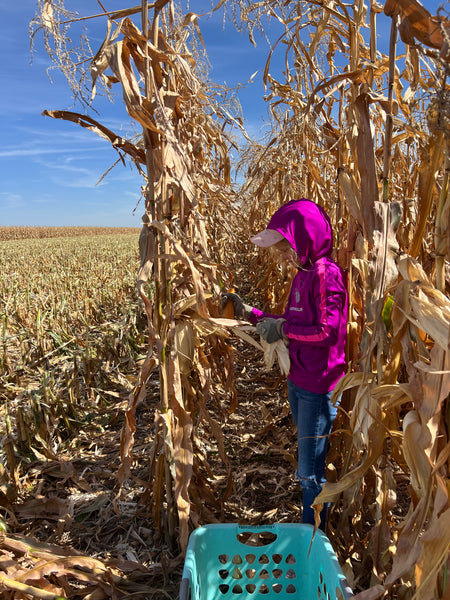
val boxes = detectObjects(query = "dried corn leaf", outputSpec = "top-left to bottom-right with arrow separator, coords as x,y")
408,141 -> 444,258
151,220 -> 209,317
371,201 -> 401,300
385,496 -> 427,585
338,169 -> 362,225
374,383 -> 411,409
409,286 -> 450,352
42,110 -> 146,165
172,404 -> 193,553
0,574 -> 65,600
371,463 -> 396,579
174,321 -> 194,375
385,0 -> 448,53
260,338 -> 290,376
350,381 -> 382,449
402,410 -> 433,498
355,92 -> 378,243
314,420 -> 385,506
414,507 -> 450,600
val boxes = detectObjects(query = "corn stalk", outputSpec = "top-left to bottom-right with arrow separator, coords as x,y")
232,0 -> 450,597
31,0 -> 245,554
28,0 -> 450,595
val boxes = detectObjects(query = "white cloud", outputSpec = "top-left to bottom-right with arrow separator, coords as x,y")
0,192 -> 23,207
0,147 -> 86,158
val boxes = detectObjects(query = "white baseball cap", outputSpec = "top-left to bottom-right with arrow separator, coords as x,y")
250,228 -> 285,247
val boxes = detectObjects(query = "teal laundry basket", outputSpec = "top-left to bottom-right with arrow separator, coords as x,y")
180,523 -> 353,599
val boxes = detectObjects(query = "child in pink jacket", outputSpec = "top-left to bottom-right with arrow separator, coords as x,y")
224,199 -> 347,529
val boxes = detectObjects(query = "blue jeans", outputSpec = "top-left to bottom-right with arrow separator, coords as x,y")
287,379 -> 337,529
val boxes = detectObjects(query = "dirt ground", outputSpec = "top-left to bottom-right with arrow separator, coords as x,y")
2,336 -> 309,599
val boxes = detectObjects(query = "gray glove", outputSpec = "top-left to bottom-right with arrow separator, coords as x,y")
256,318 -> 286,343
221,292 -> 254,320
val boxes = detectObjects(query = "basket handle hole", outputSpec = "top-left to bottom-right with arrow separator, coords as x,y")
272,568 -> 283,579
272,553 -> 283,564
285,554 -> 296,564
237,531 -> 277,547
286,568 -> 296,579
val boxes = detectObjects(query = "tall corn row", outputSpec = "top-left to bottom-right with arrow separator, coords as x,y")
32,0 -> 244,553
29,0 -> 450,594
234,0 -> 449,597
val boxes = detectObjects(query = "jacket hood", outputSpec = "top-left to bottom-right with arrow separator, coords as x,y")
266,198 -> 333,264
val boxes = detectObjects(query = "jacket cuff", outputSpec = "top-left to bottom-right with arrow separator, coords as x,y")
248,308 -> 263,324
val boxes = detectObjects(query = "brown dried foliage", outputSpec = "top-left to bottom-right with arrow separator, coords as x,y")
233,1 -> 450,598
1,1 -> 449,599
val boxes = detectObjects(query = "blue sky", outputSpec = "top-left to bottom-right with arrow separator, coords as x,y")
0,1 -> 276,227
0,1 -> 438,227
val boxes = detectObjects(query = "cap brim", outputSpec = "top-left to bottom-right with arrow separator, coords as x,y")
250,229 -> 285,247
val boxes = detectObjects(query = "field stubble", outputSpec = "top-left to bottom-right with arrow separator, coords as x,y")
1,229 -> 147,443
0,229 -> 176,594
0,228 -> 303,598
0,226 -> 140,241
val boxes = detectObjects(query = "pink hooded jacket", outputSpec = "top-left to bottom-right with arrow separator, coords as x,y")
249,199 -> 348,394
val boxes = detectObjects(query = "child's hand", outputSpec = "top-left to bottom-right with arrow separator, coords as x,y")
221,292 -> 254,320
256,318 -> 286,343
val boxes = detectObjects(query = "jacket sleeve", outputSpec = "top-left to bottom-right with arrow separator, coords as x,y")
283,263 -> 346,347
247,307 -> 288,324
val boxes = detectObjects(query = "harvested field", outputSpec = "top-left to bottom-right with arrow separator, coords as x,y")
0,230 -> 304,599
0,226 -> 140,241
